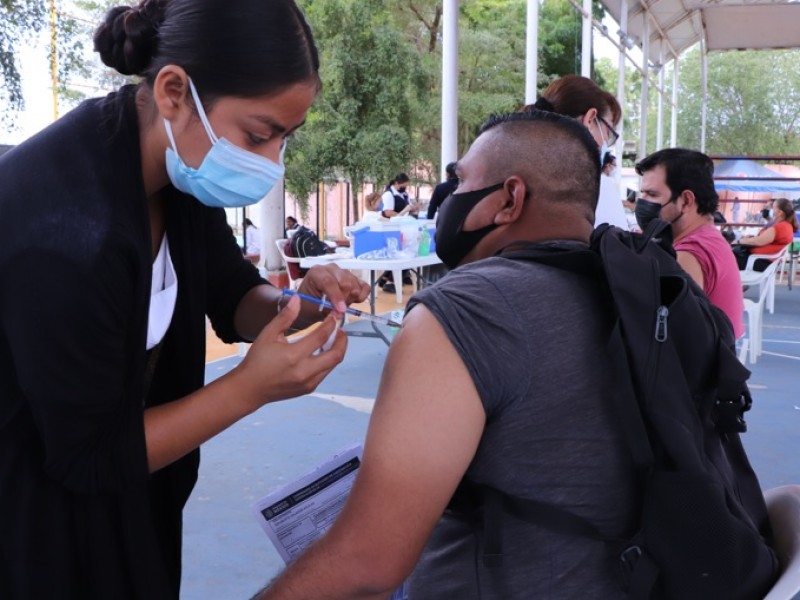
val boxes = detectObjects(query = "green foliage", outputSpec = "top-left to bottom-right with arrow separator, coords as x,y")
0,0 -> 48,123
0,0 -> 127,129
677,47 -> 800,156
288,0 -> 425,215
539,0 -> 581,81
457,13 -> 526,150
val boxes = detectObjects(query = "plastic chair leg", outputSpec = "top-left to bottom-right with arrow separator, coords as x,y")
738,337 -> 749,364
768,276 -> 777,314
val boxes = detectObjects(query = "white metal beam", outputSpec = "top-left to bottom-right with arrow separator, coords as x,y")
700,37 -> 708,152
581,0 -> 592,76
441,0 -> 459,180
639,12 -> 650,160
525,0 -> 539,104
656,42 -> 665,149
670,61 -> 678,147
615,0 -> 628,161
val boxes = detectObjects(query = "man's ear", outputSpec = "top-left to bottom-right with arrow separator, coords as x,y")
679,189 -> 697,212
494,176 -> 527,225
153,65 -> 191,122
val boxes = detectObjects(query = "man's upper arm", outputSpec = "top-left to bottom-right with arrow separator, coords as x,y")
339,304 -> 485,579
677,249 -> 705,290
261,304 -> 486,598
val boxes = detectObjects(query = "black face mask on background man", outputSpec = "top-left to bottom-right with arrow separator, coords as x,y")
435,182 -> 505,269
634,198 -> 664,231
635,197 -> 683,231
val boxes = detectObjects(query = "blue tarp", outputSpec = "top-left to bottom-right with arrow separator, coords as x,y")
714,159 -> 800,193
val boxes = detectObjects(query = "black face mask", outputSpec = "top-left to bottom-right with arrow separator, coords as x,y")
635,197 -> 683,232
435,182 -> 505,269
634,198 -> 664,231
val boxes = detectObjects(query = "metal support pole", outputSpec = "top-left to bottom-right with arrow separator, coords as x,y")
638,14 -> 650,161
581,0 -> 592,77
670,60 -> 679,147
656,42 -> 665,150
700,37 -> 708,153
525,0 -> 539,104
616,0 -> 628,160
441,0 -> 459,180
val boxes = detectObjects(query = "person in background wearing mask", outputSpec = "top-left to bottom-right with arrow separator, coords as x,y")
256,110 -> 637,600
634,149 -> 743,338
759,200 -> 775,227
285,215 -> 300,231
361,192 -> 386,222
599,152 -> 628,227
736,197 -> 798,271
0,1 -> 369,598
377,173 -> 415,291
427,161 -> 459,220
380,172 -> 413,218
522,74 -> 630,230
602,152 -> 617,177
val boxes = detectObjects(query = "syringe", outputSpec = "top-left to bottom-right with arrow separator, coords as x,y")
280,289 -> 402,328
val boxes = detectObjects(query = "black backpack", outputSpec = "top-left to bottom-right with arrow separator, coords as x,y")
290,226 -> 331,259
449,220 -> 779,599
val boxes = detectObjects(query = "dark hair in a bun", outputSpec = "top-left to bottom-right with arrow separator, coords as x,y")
94,0 -> 165,76
93,0 -> 320,103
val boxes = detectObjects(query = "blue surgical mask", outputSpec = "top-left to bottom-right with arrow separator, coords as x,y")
596,118 -> 609,168
164,78 -> 285,208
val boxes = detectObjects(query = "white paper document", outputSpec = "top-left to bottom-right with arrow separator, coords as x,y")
252,444 -> 408,600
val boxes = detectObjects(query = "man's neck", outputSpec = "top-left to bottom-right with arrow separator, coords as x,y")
673,213 -> 713,242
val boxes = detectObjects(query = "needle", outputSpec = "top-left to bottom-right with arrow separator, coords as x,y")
280,289 -> 402,328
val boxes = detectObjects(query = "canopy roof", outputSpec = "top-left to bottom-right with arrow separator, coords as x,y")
714,159 -> 800,192
603,1 -> 800,65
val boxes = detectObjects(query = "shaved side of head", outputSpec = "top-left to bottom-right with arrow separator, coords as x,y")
476,111 -> 601,216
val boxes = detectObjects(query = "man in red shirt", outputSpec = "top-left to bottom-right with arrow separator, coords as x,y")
635,148 -> 744,338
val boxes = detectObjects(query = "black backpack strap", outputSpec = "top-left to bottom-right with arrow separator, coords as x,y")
448,479 -> 611,569
481,487 -> 504,568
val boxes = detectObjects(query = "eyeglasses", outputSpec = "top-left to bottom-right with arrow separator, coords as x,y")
597,115 -> 620,146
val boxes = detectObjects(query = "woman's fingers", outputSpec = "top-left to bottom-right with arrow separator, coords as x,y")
299,265 -> 370,314
237,310 -> 347,409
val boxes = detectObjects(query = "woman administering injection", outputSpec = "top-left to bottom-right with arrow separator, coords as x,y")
0,1 -> 368,598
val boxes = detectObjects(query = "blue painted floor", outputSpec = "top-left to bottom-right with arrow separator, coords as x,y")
180,286 -> 800,599
182,320 -> 389,599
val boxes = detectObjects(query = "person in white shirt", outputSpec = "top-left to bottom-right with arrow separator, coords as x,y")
380,173 -> 412,217
362,192 -> 386,222
243,217 -> 261,260
597,153 -> 629,230
378,176 -> 415,290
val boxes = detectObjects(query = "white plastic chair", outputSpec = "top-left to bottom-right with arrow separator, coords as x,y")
740,258 -> 780,364
743,244 -> 789,314
777,242 -> 798,286
274,239 -> 304,290
762,485 -> 800,599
